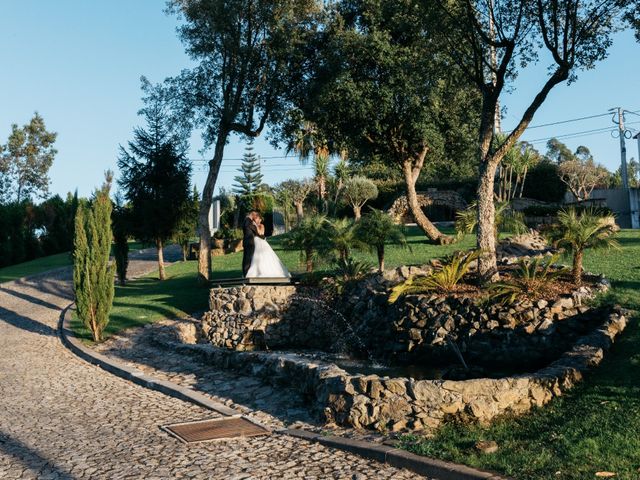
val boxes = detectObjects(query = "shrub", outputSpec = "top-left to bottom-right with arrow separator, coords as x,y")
522,160 -> 567,202
331,256 -> 373,294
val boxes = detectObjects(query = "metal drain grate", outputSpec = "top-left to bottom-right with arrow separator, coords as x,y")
162,416 -> 270,443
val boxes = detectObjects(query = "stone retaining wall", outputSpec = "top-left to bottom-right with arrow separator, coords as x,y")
179,307 -> 627,432
201,271 -> 610,369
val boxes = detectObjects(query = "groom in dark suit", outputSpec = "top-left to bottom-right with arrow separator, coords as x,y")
242,211 -> 265,277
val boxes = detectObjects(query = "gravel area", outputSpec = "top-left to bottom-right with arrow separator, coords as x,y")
0,250 -> 422,479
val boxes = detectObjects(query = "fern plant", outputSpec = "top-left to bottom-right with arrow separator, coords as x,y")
389,250 -> 480,303
487,254 -> 566,304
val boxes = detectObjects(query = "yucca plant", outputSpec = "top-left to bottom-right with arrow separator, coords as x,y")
455,201 -> 527,240
548,208 -> 619,284
389,250 -> 480,303
487,253 -> 566,304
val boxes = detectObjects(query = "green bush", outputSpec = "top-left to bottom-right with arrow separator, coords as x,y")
522,160 -> 567,202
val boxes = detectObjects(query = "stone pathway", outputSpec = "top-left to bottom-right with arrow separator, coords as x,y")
0,251 -> 421,479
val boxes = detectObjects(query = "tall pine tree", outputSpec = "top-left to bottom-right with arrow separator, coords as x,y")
233,140 -> 263,195
118,79 -> 192,280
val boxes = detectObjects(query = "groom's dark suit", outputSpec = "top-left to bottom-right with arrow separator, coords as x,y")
242,216 -> 265,277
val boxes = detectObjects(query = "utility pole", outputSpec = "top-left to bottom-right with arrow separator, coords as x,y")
611,107 -> 629,189
610,107 -> 639,228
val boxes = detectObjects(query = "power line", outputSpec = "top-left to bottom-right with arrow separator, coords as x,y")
525,120 -> 640,145
504,111 -> 610,131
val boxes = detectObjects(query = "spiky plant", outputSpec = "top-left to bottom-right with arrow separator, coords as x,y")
331,256 -> 374,294
548,208 -> 619,284
487,253 -> 567,304
389,250 -> 480,303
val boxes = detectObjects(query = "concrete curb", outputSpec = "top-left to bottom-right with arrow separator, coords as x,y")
283,430 -> 512,480
59,304 -> 513,480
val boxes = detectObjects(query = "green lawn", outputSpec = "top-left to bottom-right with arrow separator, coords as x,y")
0,252 -> 72,284
0,241 -> 154,285
401,229 -> 640,480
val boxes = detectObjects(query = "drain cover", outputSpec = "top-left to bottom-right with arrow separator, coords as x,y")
162,416 -> 270,443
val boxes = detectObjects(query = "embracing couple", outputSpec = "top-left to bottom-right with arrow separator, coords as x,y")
242,211 -> 290,279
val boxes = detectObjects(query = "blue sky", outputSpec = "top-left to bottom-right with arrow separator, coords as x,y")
1,2 -> 638,200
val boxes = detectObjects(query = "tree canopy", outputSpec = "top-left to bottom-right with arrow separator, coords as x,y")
1,113 -> 57,203
167,0 -> 320,281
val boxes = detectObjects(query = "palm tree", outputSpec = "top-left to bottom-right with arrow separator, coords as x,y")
355,208 -> 407,272
549,208 -> 619,284
288,120 -> 331,206
455,201 -> 527,241
283,214 -> 331,272
328,218 -> 361,261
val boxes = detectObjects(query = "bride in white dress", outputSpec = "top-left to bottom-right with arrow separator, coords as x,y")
246,215 -> 291,279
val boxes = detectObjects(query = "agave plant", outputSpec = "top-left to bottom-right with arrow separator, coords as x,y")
487,253 -> 566,304
389,250 -> 480,303
547,208 -> 619,284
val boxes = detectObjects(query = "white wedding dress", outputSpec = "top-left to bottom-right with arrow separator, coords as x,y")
246,237 -> 291,278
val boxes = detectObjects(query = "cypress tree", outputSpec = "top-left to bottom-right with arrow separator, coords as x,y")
233,140 -> 263,195
112,199 -> 131,286
73,174 -> 115,342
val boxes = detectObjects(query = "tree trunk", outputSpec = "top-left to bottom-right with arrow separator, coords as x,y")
519,165 -> 528,198
197,131 -> 228,283
157,238 -> 166,281
402,159 -> 451,244
305,247 -> 313,272
477,159 -> 500,282
572,250 -> 583,285
181,243 -> 188,262
353,205 -> 362,220
295,202 -> 304,224
377,246 -> 384,272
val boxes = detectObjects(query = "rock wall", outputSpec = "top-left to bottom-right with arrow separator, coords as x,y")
181,307 -> 627,432
387,190 -> 467,223
201,267 -> 610,369
202,285 -> 297,351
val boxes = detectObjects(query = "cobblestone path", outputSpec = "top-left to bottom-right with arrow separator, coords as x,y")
0,258 -> 421,479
